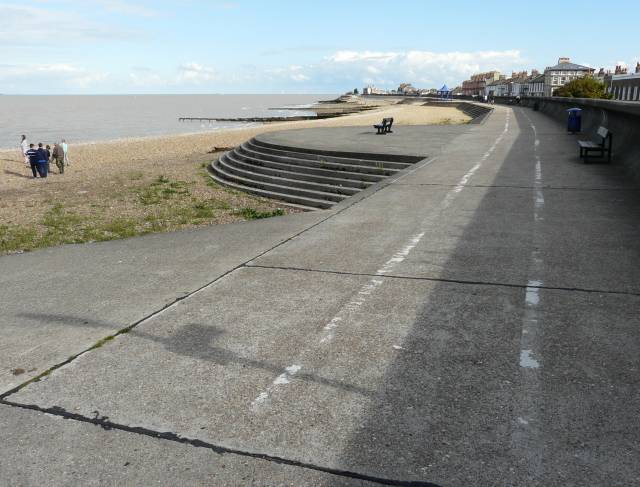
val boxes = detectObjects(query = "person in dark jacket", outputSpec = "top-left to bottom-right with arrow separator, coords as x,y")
36,143 -> 48,178
25,144 -> 38,177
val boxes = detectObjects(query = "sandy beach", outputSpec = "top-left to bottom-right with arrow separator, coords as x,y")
0,104 -> 469,252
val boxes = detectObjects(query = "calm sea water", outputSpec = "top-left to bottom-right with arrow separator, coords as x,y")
0,94 -> 336,150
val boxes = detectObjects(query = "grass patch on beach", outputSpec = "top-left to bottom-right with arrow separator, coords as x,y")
0,164 -> 294,254
237,207 -> 285,220
137,175 -> 191,205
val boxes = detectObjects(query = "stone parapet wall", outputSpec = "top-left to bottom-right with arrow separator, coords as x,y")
497,96 -> 640,180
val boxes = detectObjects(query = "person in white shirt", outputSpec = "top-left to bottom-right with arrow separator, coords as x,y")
20,135 -> 28,165
61,139 -> 70,166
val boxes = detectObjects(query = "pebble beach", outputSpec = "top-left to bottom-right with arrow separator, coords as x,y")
0,104 -> 469,251
0,104 -> 469,190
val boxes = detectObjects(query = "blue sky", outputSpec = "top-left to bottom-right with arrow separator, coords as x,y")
1,0 -> 638,94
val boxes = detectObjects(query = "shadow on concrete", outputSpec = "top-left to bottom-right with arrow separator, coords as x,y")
4,169 -> 32,179
17,312 -> 375,398
328,108 -> 640,486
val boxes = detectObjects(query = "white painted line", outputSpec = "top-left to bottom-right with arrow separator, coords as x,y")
250,109 -> 513,410
251,364 -> 302,409
513,108 -> 546,477
519,349 -> 540,369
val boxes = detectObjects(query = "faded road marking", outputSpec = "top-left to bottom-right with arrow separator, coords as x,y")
250,109 -> 513,410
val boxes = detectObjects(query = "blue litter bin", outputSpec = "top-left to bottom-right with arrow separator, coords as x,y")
567,108 -> 582,133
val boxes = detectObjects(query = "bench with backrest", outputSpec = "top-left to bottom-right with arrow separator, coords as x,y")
373,117 -> 394,134
578,126 -> 612,164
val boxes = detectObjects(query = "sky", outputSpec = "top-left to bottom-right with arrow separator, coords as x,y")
1,0 -> 639,94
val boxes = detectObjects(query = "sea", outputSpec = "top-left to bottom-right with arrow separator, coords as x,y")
0,94 -> 337,150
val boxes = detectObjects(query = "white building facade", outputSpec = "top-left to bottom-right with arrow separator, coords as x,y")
543,57 -> 594,96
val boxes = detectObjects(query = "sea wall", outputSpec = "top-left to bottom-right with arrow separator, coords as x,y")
502,96 -> 640,180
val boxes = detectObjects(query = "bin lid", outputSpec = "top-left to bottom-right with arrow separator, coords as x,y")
567,108 -> 582,113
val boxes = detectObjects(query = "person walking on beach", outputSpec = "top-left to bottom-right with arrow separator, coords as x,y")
20,135 -> 29,165
45,144 -> 52,174
25,144 -> 38,177
61,139 -> 70,166
35,143 -> 48,178
52,143 -> 64,174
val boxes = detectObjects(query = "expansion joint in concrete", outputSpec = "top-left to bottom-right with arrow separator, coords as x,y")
0,398 -> 442,487
0,186 -> 361,401
392,182 -> 640,191
244,264 -> 640,297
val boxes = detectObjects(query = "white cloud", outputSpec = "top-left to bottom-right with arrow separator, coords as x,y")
96,1 -> 159,17
323,49 -> 525,87
0,4 -> 136,45
177,62 -> 218,84
71,72 -> 109,88
129,71 -> 165,87
329,51 -> 401,64
0,63 -> 108,89
291,73 -> 310,82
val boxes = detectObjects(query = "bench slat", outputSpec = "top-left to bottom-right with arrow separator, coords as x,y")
578,141 -> 598,148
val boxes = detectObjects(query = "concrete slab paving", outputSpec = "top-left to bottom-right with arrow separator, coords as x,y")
0,211 -> 326,394
0,404 -> 375,486
2,105 -> 640,486
256,125 -> 469,159
253,107 -> 640,294
8,268 -> 639,486
8,267 -> 523,484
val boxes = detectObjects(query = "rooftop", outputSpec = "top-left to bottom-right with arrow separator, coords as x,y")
545,61 -> 593,72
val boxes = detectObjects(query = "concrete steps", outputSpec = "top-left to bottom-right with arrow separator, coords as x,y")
208,137 -> 422,209
456,102 -> 493,124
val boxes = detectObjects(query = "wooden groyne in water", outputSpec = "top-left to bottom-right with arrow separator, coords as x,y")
178,115 -> 325,123
178,103 -> 379,124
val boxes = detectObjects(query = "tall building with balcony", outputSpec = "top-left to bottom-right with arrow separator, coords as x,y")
544,57 -> 595,96
462,71 -> 502,97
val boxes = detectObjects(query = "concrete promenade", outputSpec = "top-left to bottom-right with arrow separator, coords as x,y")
1,106 -> 639,486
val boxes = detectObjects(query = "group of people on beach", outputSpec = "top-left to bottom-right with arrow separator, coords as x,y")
20,135 -> 70,178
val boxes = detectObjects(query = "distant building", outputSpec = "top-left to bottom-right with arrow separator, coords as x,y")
485,76 -> 508,98
484,71 -> 531,98
363,85 -> 387,95
608,63 -> 640,101
462,71 -> 501,97
397,83 -> 418,95
594,67 -> 611,83
509,71 -> 530,97
544,57 -> 595,96
523,72 -> 545,97
614,64 -> 629,75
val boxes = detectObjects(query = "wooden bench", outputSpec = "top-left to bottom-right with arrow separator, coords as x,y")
578,126 -> 612,164
373,117 -> 394,134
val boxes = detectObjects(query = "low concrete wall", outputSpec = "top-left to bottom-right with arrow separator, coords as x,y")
498,96 -> 640,179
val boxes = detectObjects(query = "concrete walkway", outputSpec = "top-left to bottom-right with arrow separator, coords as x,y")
2,106 -> 639,486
